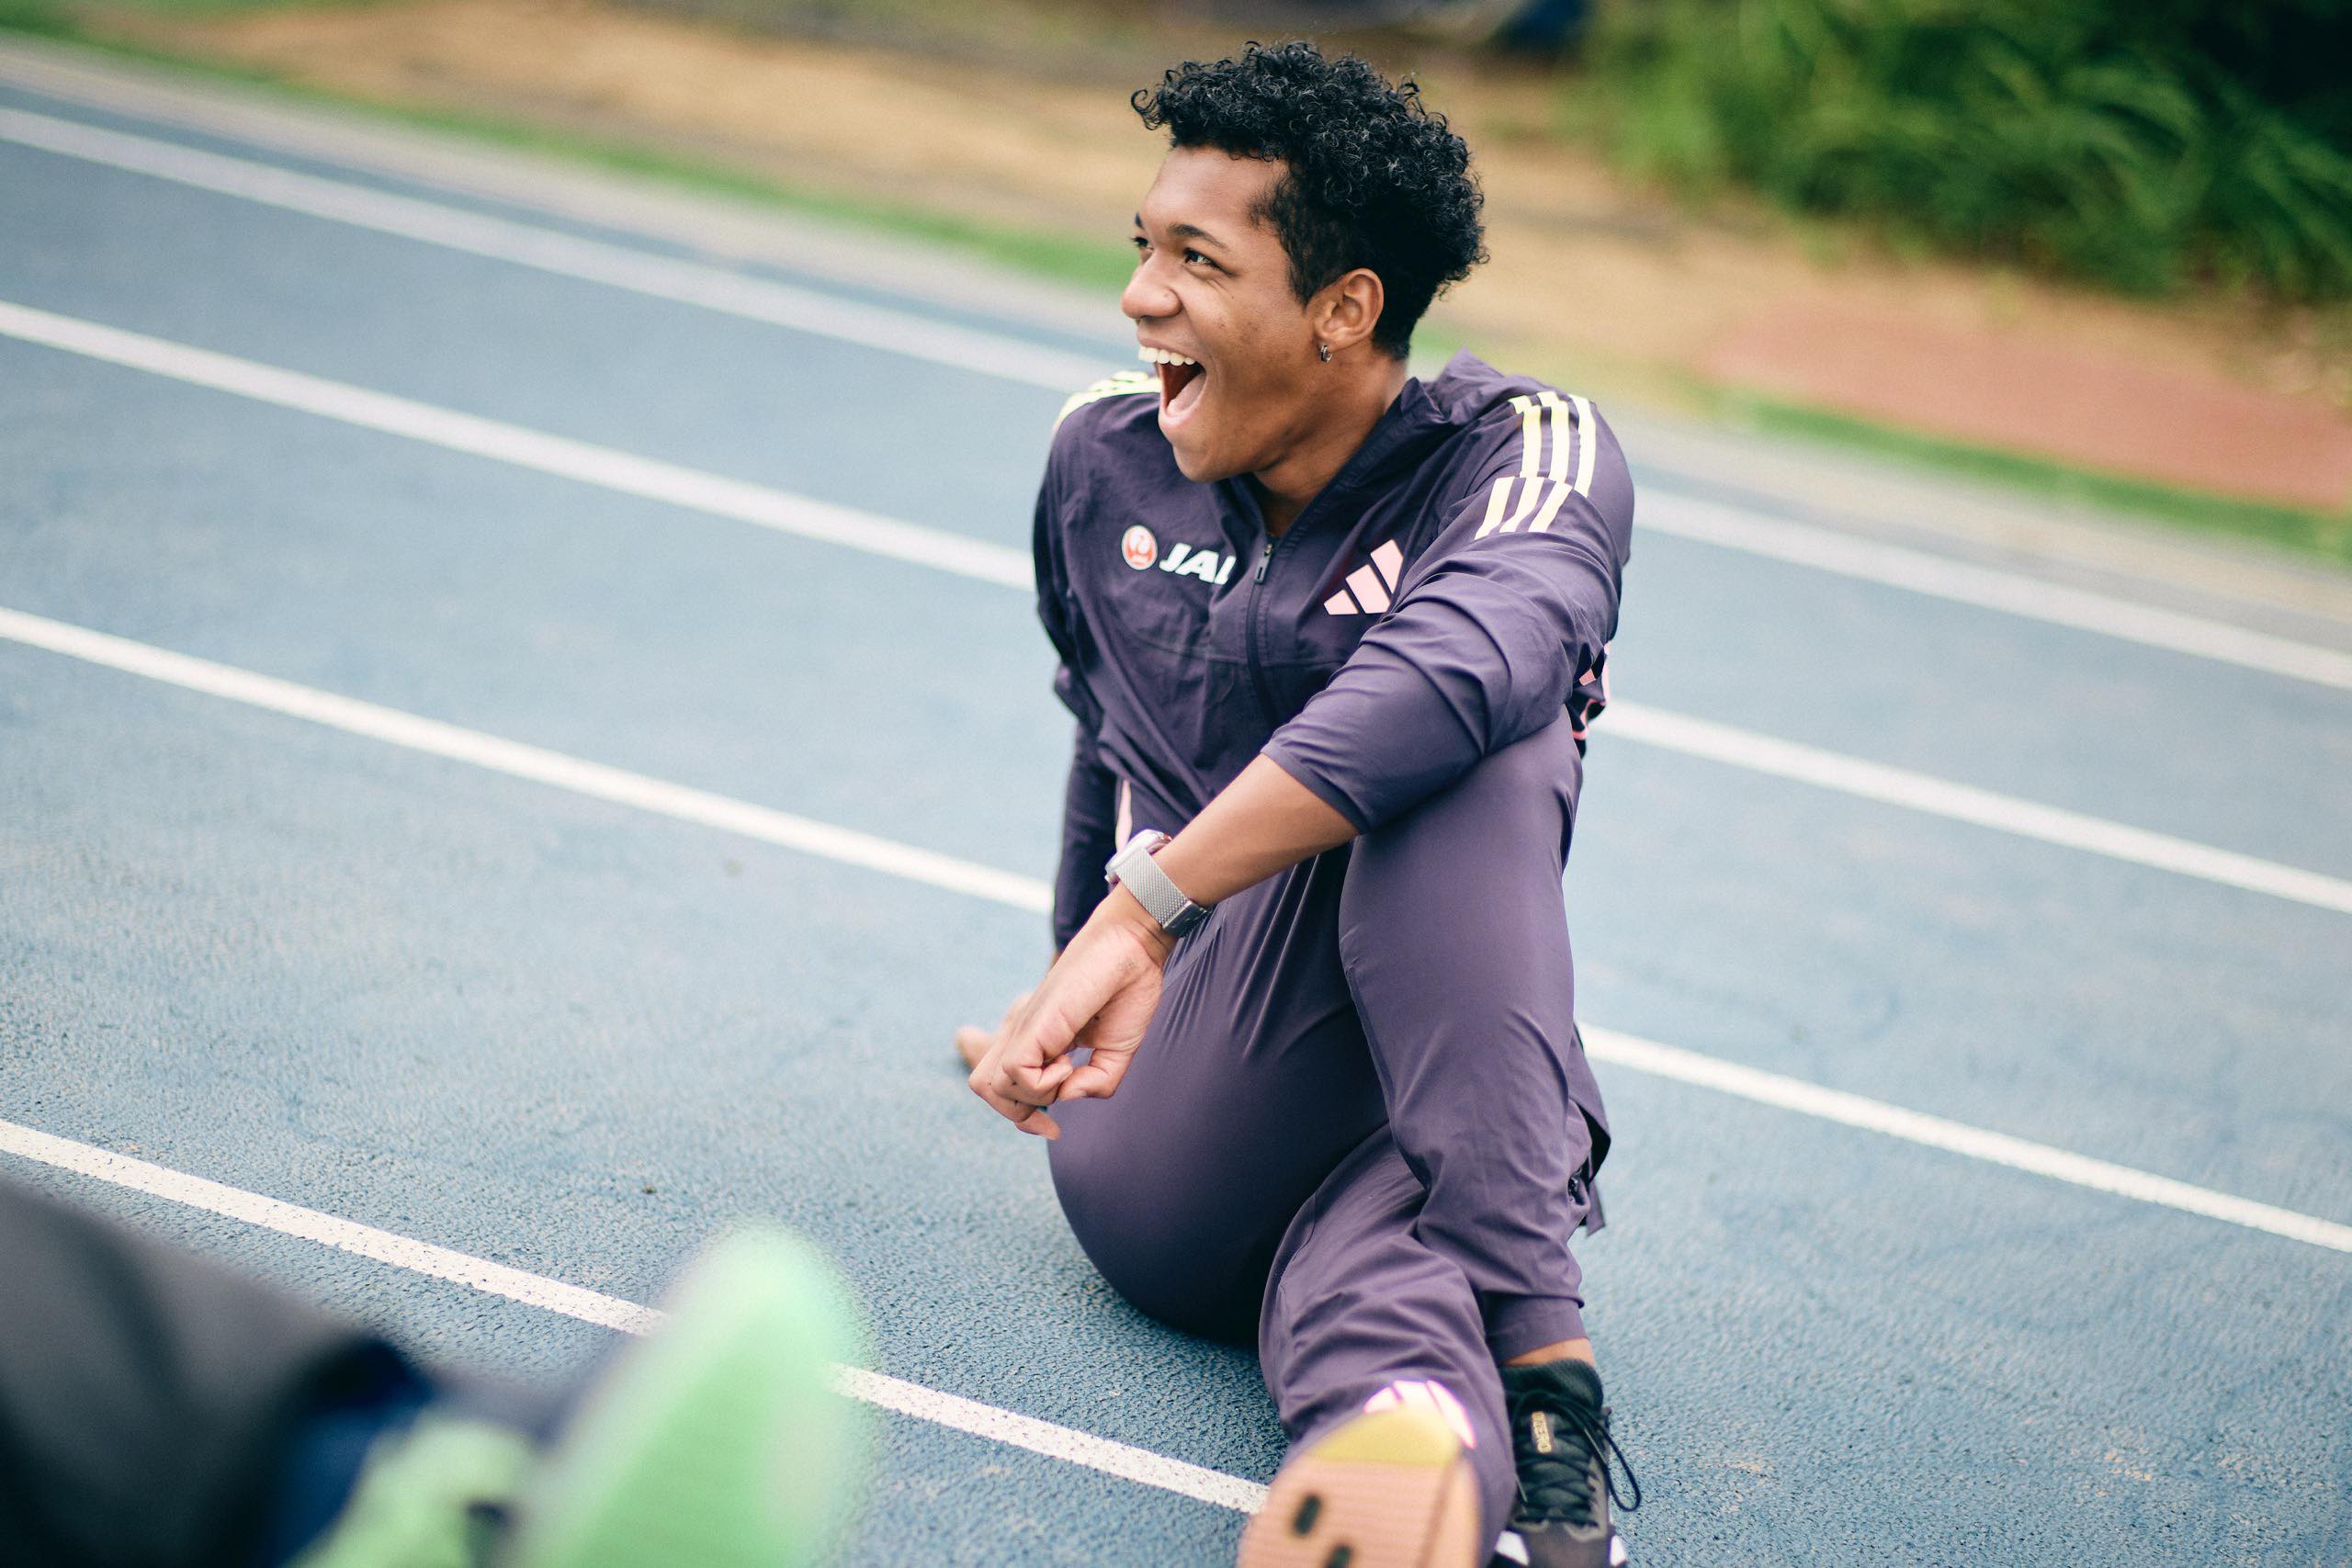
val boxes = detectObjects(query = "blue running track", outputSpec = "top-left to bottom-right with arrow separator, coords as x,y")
1,42 -> 2347,1567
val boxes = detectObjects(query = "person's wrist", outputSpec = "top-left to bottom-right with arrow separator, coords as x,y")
1097,883 -> 1178,963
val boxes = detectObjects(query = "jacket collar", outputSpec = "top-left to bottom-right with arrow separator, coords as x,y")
1207,350 -> 1504,539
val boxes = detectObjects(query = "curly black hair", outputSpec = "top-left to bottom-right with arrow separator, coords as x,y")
1133,40 -> 1487,359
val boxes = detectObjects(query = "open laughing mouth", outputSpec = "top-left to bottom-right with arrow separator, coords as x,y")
1140,345 -> 1207,429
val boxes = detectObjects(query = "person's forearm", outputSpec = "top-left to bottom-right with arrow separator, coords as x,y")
989,760 -> 1353,1129
1148,755 -> 1357,909
1052,741 -> 1122,949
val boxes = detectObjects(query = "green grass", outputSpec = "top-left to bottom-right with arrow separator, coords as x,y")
3,5 -> 2345,570
1738,395 -> 2352,566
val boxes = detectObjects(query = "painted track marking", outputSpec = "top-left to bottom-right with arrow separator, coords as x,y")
0,1118 -> 1268,1515
1642,494 -> 2352,694
0,607 -> 1050,914
5,604 -> 2349,1255
1581,1031 -> 2352,1254
0,299 -> 1035,591
1602,702 -> 2352,915
0,105 -> 1107,394
6,105 -> 2346,694
0,306 -> 2344,913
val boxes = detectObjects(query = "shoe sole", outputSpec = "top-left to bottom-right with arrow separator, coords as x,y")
1238,1406 -> 1482,1568
1494,1527 -> 1632,1566
506,1228 -> 868,1568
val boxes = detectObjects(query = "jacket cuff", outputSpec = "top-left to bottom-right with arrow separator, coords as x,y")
1258,742 -> 1374,836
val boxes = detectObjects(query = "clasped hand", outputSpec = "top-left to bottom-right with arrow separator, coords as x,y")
963,887 -> 1175,1138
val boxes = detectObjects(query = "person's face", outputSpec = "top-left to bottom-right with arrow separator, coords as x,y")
1122,147 -> 1329,483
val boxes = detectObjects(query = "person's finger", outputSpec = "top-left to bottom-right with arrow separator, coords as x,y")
1005,1055 -> 1074,1101
967,1069 -> 1061,1139
1057,1052 -> 1129,1102
953,1025 -> 990,1071
993,1088 -> 1062,1139
986,1056 -> 1058,1109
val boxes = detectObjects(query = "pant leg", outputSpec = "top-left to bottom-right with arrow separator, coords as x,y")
1336,715 -> 1609,1361
1258,1128 -> 1521,1551
0,1176 -> 419,1568
1046,844 -> 1385,1343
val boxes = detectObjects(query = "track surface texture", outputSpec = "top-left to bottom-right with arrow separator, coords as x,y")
2,44 -> 2347,1568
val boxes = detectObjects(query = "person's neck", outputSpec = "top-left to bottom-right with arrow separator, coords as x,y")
1251,355 -> 1411,537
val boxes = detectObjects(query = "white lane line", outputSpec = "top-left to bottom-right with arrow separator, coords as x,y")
1644,493 -> 2352,694
0,299 -> 1035,592
0,40 -> 1114,349
6,605 -> 2349,1256
6,97 -> 2348,693
0,1118 -> 1268,1515
0,606 -> 1052,915
1601,702 -> 2352,916
0,107 -> 1110,395
10,108 -> 2348,699
1,303 -> 2344,914
831,1368 -> 1261,1513
1582,1029 -> 2352,1255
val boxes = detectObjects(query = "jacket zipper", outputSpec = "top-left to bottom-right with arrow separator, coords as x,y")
1241,470 -> 1360,730
1243,537 -> 1281,728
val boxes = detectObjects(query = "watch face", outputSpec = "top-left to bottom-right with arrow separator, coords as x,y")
1106,831 -> 1169,887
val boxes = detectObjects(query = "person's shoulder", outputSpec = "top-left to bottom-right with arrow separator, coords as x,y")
1052,369 -> 1164,452
1424,351 -> 1616,471
1420,352 -> 1632,540
1044,369 -> 1182,512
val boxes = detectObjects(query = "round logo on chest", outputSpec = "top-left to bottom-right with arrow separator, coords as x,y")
1120,525 -> 1159,570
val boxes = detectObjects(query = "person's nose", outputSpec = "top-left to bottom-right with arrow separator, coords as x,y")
1121,254 -> 1179,325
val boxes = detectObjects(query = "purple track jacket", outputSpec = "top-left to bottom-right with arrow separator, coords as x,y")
1038,351 -> 1636,948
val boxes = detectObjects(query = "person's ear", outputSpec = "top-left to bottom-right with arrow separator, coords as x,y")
1311,268 -> 1386,359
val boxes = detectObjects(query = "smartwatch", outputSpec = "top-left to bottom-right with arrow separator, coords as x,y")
1103,829 -> 1212,939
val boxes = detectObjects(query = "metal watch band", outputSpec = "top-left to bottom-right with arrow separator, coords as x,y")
1103,830 -> 1211,939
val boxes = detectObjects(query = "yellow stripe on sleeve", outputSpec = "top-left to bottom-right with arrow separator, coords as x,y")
1538,391 -> 1573,487
1055,370 -> 1157,430
1512,394 -> 1543,478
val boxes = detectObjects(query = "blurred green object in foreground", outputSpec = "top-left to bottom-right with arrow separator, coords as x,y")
299,1228 -> 870,1568
514,1227 -> 870,1568
1587,0 -> 2352,302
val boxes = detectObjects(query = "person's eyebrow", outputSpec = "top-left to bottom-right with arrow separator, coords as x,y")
1134,214 -> 1230,251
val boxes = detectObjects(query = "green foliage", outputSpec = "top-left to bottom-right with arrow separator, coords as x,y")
1588,0 -> 2352,300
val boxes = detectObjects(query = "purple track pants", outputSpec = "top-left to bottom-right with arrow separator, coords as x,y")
1048,716 -> 1609,1547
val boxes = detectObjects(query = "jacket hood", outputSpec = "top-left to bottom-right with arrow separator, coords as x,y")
1323,351 -> 1534,493
1419,349 -> 1544,427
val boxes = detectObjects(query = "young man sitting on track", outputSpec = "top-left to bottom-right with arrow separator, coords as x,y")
957,40 -> 1640,1568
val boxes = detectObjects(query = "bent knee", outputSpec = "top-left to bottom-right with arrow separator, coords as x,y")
1448,714 -> 1583,807
1394,718 -> 1580,840
1047,1135 -> 1272,1343
1342,718 -> 1579,909
1058,1194 -> 1269,1343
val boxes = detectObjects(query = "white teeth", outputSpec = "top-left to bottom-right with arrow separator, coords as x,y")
1136,346 -> 1199,367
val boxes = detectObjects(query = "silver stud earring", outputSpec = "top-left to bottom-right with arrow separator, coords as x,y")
1317,342 -> 1332,363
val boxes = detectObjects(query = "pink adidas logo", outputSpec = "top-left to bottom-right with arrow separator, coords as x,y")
1321,539 -> 1406,616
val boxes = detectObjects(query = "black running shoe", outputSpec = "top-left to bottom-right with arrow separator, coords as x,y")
1494,1359 -> 1638,1568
